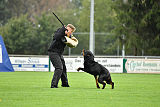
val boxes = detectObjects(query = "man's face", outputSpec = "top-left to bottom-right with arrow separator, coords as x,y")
65,26 -> 73,36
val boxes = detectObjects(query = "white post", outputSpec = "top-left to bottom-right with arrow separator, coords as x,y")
89,0 -> 95,54
69,47 -> 71,56
122,34 -> 125,57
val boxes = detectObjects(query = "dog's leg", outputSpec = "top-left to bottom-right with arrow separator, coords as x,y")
102,84 -> 106,89
94,76 -> 100,89
98,76 -> 106,89
111,82 -> 114,89
77,67 -> 84,72
107,81 -> 114,89
106,76 -> 114,89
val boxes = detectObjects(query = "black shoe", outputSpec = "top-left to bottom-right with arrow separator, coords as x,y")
61,84 -> 70,87
51,85 -> 58,88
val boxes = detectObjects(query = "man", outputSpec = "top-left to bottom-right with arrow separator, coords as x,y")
48,24 -> 76,88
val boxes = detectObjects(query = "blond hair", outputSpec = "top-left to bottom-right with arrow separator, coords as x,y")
67,24 -> 76,32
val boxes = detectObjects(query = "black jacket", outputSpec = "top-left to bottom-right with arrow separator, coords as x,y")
48,26 -> 67,55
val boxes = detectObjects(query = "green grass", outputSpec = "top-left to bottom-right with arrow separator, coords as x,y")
0,72 -> 160,107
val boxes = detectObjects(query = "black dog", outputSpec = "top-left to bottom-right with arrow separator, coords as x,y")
77,49 -> 114,89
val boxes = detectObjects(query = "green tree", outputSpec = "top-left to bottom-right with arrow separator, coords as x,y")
0,0 -> 26,25
0,0 -> 10,25
0,15 -> 36,54
112,0 -> 160,56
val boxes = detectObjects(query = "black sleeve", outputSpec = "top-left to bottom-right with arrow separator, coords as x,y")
53,26 -> 67,40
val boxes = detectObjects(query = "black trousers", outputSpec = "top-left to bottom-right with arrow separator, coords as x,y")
48,52 -> 69,87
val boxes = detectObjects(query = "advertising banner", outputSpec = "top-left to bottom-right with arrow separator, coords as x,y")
125,59 -> 160,73
50,57 -> 83,72
95,58 -> 123,73
51,57 -> 123,73
10,57 -> 49,71
0,35 -> 14,72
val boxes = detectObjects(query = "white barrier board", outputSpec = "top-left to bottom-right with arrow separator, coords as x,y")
10,57 -> 123,73
125,59 -> 160,73
10,57 -> 49,71
51,57 -> 123,73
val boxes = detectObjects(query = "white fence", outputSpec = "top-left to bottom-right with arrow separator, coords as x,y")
9,55 -> 160,73
9,55 -> 123,73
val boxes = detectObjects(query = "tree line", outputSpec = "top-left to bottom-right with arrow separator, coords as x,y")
0,0 -> 160,56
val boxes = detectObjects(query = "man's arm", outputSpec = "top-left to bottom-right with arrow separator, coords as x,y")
54,26 -> 67,40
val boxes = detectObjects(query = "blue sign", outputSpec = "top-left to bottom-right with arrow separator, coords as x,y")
0,35 -> 14,72
12,64 -> 48,68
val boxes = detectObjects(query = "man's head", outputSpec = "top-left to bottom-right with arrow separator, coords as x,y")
65,24 -> 76,37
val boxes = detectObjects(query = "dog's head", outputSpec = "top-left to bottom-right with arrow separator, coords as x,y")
81,49 -> 94,61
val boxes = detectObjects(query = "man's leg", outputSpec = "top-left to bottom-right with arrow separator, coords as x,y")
49,52 -> 63,88
60,55 -> 69,87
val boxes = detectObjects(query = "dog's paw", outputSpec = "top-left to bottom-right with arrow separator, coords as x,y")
77,67 -> 80,72
97,87 -> 100,89
102,84 -> 106,89
97,85 -> 100,89
112,82 -> 114,89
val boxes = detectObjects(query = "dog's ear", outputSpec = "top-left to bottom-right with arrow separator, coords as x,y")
82,49 -> 85,56
83,49 -> 85,52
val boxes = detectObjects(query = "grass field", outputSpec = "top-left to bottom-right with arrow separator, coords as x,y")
0,72 -> 160,107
